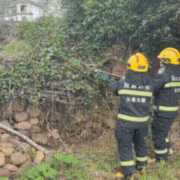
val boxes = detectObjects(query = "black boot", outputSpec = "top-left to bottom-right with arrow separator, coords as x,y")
136,161 -> 147,171
122,174 -> 132,180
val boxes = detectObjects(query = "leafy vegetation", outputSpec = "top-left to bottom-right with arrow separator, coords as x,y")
0,178 -> 9,180
1,0 -> 180,108
14,153 -> 90,180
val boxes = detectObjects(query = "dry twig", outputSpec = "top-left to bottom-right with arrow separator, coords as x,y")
0,122 -> 51,155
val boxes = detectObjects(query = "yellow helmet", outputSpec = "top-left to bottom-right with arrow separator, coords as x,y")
127,53 -> 149,72
157,47 -> 180,65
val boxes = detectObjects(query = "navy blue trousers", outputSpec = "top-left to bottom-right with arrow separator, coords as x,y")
152,115 -> 174,160
115,121 -> 148,176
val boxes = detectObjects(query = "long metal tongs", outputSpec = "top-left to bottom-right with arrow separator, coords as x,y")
80,62 -> 120,86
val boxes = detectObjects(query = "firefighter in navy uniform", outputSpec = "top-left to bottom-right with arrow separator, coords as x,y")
114,53 -> 153,180
152,47 -> 180,161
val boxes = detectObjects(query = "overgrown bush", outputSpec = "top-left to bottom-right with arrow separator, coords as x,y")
1,0 -> 180,112
81,0 -> 180,55
16,17 -> 111,109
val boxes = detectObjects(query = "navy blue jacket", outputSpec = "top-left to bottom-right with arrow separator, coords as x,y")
114,70 -> 153,128
153,64 -> 180,118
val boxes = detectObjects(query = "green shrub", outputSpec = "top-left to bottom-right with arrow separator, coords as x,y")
55,153 -> 85,167
0,178 -> 9,180
0,41 -> 30,61
26,168 -> 41,179
20,152 -> 89,180
23,162 -> 58,180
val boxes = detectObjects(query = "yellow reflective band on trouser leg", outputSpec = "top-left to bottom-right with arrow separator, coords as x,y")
121,160 -> 135,166
155,148 -> 168,154
136,156 -> 148,162
117,114 -> 149,122
159,106 -> 179,112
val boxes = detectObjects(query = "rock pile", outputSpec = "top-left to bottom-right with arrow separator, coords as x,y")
0,101 -> 61,178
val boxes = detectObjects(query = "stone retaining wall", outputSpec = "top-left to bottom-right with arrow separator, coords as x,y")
0,101 -> 61,178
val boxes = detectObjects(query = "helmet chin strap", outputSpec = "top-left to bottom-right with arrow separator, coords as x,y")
160,61 -> 166,67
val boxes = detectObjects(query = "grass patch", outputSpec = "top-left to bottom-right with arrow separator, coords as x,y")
0,40 -> 31,61
138,161 -> 178,180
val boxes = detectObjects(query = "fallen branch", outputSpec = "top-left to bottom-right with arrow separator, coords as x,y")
0,122 -> 51,155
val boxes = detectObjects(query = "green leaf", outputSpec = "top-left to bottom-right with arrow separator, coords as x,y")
0,178 -> 9,180
26,168 -> 40,179
37,162 -> 51,172
41,168 -> 58,179
55,153 -> 65,161
34,177 -> 45,180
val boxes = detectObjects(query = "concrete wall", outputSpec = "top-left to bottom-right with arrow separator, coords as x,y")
17,3 -> 43,21
2,2 -> 43,22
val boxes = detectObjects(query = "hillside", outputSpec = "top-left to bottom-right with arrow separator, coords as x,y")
0,83 -> 179,180
0,35 -> 180,180
0,0 -> 180,179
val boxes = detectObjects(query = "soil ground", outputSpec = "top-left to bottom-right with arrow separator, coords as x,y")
69,112 -> 180,180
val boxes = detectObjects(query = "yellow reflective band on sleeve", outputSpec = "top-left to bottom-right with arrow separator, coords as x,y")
165,138 -> 170,143
164,82 -> 180,88
155,148 -> 168,154
121,160 -> 135,166
117,114 -> 149,122
153,105 -> 178,111
118,89 -> 153,97
136,156 -> 148,162
159,106 -> 179,112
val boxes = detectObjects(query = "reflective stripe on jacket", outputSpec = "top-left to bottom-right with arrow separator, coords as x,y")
114,70 -> 153,128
